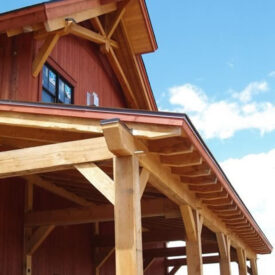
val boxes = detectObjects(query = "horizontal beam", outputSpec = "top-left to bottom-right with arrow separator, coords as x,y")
0,137 -> 112,178
24,198 -> 179,227
0,111 -> 182,140
166,255 -> 238,267
101,120 -> 258,258
45,3 -> 117,31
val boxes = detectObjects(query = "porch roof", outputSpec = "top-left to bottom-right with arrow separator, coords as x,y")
0,100 -> 272,256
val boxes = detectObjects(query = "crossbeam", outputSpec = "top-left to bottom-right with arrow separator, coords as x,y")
24,198 -> 179,227
100,120 -> 257,259
0,137 -> 113,178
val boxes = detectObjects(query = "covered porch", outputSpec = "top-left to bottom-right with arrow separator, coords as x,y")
0,101 -> 271,275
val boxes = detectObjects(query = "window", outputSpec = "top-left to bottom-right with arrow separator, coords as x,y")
42,64 -> 73,104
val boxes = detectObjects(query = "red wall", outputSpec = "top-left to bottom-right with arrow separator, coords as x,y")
0,33 -> 126,107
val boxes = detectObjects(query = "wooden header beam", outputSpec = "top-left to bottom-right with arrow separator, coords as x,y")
100,120 -> 257,259
0,137 -> 113,178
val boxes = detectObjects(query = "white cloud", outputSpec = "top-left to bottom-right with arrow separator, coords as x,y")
169,84 -> 207,112
173,150 -> 275,275
268,71 -> 275,77
221,149 -> 275,275
168,82 -> 275,139
232,81 -> 268,103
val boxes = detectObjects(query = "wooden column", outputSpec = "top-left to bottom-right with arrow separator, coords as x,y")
250,258 -> 258,275
216,232 -> 231,275
114,155 -> 143,275
180,205 -> 203,275
237,247 -> 247,275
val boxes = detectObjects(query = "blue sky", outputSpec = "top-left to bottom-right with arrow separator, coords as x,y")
144,1 -> 275,274
144,0 -> 275,161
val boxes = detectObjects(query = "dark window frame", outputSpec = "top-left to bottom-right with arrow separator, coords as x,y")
42,63 -> 74,104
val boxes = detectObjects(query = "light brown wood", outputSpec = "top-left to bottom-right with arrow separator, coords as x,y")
69,23 -> 118,48
114,156 -> 143,275
32,33 -> 60,77
24,198 -> 178,227
26,175 -> 91,206
237,248 -> 247,275
101,120 -> 258,259
160,152 -> 202,167
107,1 -> 129,39
250,258 -> 258,275
26,226 -> 55,255
180,207 -> 203,275
0,137 -> 113,178
44,3 -> 117,31
104,46 -> 139,107
139,168 -> 150,198
216,232 -> 231,275
75,162 -> 115,205
180,205 -> 197,242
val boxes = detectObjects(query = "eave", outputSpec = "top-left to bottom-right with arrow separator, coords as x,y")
0,100 -> 272,256
0,0 -> 158,111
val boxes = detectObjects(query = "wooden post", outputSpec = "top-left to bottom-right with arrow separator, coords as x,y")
237,247 -> 247,275
250,258 -> 258,275
180,205 -> 203,275
216,232 -> 231,275
114,155 -> 143,275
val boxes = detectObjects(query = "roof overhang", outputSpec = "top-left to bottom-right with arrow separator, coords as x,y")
0,100 -> 272,255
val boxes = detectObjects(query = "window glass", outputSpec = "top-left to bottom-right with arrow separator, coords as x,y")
64,85 -> 72,104
41,64 -> 73,104
48,70 -> 56,95
42,89 -> 55,103
58,79 -> 65,103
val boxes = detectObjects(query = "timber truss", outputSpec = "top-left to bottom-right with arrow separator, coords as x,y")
4,0 -> 156,110
0,102 -> 271,275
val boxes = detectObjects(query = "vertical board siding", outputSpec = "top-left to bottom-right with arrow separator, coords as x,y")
32,186 -> 94,275
0,179 -> 25,275
0,33 -> 126,108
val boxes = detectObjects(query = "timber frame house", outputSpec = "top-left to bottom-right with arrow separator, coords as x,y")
0,1 -> 272,275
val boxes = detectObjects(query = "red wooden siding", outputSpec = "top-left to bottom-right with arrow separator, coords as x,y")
0,179 -> 25,275
0,33 -> 126,108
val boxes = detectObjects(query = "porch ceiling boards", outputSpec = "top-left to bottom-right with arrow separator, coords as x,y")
0,100 -> 272,257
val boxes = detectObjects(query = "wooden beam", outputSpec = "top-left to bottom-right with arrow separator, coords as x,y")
237,247 -> 247,275
95,247 -> 115,275
44,3 -> 117,32
216,232 -> 231,275
143,257 -> 155,273
168,266 -> 181,275
180,205 -> 197,242
32,33 -> 60,77
26,225 -> 55,255
104,46 -> 139,108
250,258 -> 258,275
160,152 -> 202,167
140,168 -> 150,198
114,156 -> 143,275
100,120 -> 258,259
69,23 -> 118,48
75,162 -> 115,205
107,1 -> 129,39
26,175 -> 91,206
165,255 -> 237,267
0,137 -> 113,178
180,206 -> 203,275
24,198 -> 178,227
